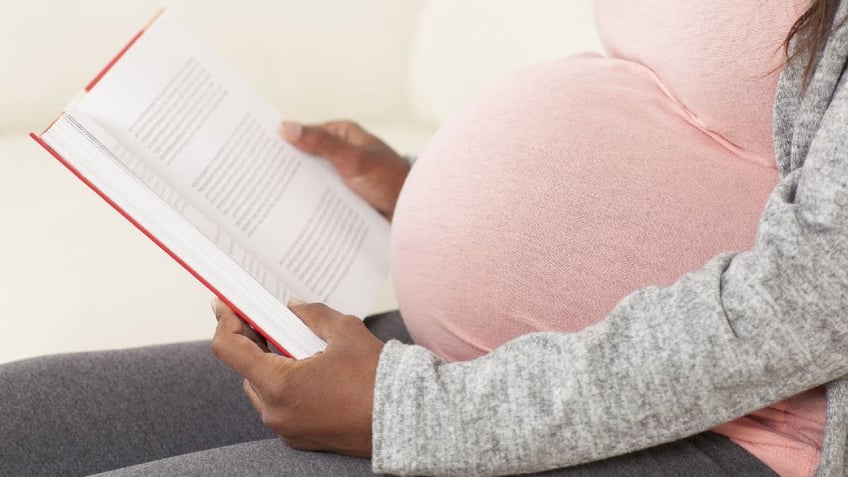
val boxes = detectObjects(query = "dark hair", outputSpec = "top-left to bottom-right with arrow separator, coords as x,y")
784,0 -> 845,89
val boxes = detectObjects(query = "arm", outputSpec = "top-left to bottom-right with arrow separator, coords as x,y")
371,81 -> 848,475
211,75 -> 848,476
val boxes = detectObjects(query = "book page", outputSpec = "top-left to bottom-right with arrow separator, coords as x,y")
42,112 -> 326,358
75,11 -> 390,317
107,122 -> 290,303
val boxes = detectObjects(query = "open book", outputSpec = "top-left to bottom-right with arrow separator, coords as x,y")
31,10 -> 391,359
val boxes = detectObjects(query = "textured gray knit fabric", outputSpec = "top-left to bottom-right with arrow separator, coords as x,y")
90,439 -> 380,477
0,312 -> 411,477
372,4 -> 848,476
0,341 -> 274,476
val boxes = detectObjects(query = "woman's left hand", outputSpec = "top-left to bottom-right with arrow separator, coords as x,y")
210,298 -> 383,457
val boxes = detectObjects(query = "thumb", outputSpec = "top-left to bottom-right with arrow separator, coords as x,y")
287,299 -> 346,343
280,121 -> 354,166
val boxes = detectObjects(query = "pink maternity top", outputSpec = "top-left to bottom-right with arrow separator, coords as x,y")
390,1 -> 825,476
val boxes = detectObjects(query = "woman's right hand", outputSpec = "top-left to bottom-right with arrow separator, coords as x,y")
280,120 -> 411,220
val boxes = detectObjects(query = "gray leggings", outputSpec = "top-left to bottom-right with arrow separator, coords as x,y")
0,312 -> 777,477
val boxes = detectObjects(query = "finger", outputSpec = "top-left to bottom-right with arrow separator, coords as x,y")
319,120 -> 375,147
211,296 -> 234,322
243,378 -> 264,415
211,298 -> 269,351
286,299 -> 347,343
280,121 -> 355,166
211,312 -> 288,386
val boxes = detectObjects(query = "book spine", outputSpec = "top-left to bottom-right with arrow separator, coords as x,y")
28,132 -> 294,359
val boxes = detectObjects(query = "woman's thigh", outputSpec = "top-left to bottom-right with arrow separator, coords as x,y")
90,432 -> 776,477
92,438 -> 380,477
0,313 -> 775,476
0,341 -> 272,477
537,432 -> 777,477
0,311 -> 410,477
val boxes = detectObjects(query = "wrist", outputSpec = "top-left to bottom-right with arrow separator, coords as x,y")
382,159 -> 411,221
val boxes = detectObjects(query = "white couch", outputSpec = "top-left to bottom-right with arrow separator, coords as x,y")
0,0 -> 601,363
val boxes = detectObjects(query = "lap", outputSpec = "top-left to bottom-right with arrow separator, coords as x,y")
535,432 -> 777,477
0,312 -> 409,477
91,439 -> 379,477
89,432 -> 776,477
0,311 -> 774,477
0,340 -> 273,476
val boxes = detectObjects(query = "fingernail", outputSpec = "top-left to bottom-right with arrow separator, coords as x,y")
287,296 -> 306,307
210,298 -> 219,314
280,121 -> 302,141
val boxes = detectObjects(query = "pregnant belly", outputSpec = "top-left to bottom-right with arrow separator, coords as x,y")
391,54 -> 779,362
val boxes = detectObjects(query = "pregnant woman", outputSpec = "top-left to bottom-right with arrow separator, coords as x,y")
3,0 -> 848,476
